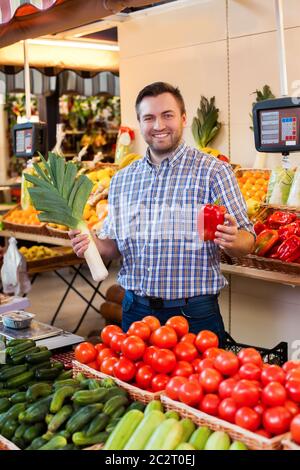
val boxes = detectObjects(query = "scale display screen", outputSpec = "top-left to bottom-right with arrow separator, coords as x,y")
15,128 -> 33,155
253,97 -> 300,153
13,122 -> 47,157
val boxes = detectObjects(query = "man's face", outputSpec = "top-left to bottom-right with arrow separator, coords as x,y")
137,92 -> 187,157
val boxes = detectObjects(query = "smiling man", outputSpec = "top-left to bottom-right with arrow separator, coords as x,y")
69,82 -> 254,345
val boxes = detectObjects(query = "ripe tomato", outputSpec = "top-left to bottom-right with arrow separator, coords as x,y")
113,357 -> 136,382
96,348 -> 117,366
254,403 -> 266,417
286,379 -> 300,402
100,357 -> 118,375
171,361 -> 194,378
165,376 -> 188,400
135,365 -> 155,389
218,378 -> 237,400
214,351 -> 239,377
189,373 -> 200,384
166,316 -> 189,338
151,349 -> 177,374
101,325 -> 122,346
261,365 -> 285,386
232,380 -> 260,407
178,381 -> 203,407
94,343 -> 107,353
191,358 -> 203,373
86,360 -> 99,371
218,398 -> 238,423
142,315 -> 161,332
196,358 -> 214,371
143,346 -> 159,366
282,361 -> 300,374
203,347 -> 222,360
237,348 -> 263,368
262,382 -> 287,407
110,332 -> 127,353
256,429 -> 272,438
285,400 -> 299,417
291,413 -> 300,445
195,330 -> 219,354
235,407 -> 260,432
263,406 -> 291,435
121,335 -> 146,361
150,326 -> 178,349
180,333 -> 196,344
74,342 -> 97,364
173,342 -> 198,362
239,363 -> 262,381
151,374 -> 169,392
128,321 -> 151,342
286,368 -> 300,382
199,394 -> 220,416
199,368 -> 223,393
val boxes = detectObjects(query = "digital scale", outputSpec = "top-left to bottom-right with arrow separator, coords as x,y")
12,121 -> 48,158
253,97 -> 300,163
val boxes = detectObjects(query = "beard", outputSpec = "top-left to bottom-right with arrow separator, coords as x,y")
146,127 -> 184,156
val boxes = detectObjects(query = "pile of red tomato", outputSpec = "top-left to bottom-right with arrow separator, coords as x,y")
74,316 -> 300,440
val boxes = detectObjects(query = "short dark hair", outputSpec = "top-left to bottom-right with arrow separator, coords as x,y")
135,81 -> 186,119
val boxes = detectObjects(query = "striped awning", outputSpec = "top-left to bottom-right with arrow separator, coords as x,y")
0,0 -> 66,24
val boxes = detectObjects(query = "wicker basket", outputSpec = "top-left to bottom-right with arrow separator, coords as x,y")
0,435 -> 20,450
45,225 -> 70,239
221,251 -> 300,276
72,360 -> 162,403
160,395 -> 287,450
282,435 -> 300,450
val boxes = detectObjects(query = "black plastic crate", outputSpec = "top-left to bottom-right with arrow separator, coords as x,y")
224,332 -> 288,366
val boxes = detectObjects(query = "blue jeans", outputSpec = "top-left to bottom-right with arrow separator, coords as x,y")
121,290 -> 226,347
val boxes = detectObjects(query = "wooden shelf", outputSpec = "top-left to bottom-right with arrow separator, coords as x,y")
0,230 -> 71,247
221,263 -> 300,287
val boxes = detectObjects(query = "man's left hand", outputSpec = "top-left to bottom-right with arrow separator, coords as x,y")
214,213 -> 238,250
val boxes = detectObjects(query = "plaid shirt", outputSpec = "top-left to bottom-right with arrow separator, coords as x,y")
99,142 -> 254,299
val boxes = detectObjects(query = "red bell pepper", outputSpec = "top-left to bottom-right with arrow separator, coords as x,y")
278,221 -> 300,241
266,211 -> 297,229
271,235 -> 300,262
253,229 -> 279,256
253,221 -> 267,236
197,204 -> 226,241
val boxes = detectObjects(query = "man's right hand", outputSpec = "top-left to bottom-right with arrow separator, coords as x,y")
68,229 -> 90,258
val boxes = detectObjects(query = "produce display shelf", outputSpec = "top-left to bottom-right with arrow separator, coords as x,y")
0,230 -> 71,247
282,435 -> 300,450
221,262 -> 300,287
160,395 -> 288,450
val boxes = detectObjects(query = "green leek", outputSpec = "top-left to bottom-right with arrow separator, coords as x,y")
24,152 -> 108,282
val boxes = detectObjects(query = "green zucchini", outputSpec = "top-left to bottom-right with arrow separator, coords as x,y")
26,382 -> 52,402
176,442 -> 196,450
144,418 -> 183,450
126,401 -> 146,412
85,412 -> 110,437
11,347 -> 40,365
144,400 -> 164,415
104,409 -> 144,450
165,410 -> 180,420
66,403 -> 104,434
26,350 -> 52,364
48,404 -> 73,433
29,361 -> 52,373
35,367 -> 61,380
180,418 -> 196,442
50,385 -> 75,413
72,431 -> 109,447
6,370 -> 34,388
7,340 -> 36,356
0,364 -> 28,381
124,410 -> 165,450
188,426 -> 212,450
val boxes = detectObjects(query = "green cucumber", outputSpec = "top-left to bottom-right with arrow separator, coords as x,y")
72,387 -> 109,406
103,395 -> 129,415
5,402 -> 26,420
0,397 -> 11,412
48,404 -> 73,433
85,412 -> 110,437
87,378 -> 101,390
110,405 -> 126,419
25,436 -> 48,450
145,418 -> 183,450
72,431 -> 109,447
26,382 -> 52,402
165,410 -> 180,420
39,435 -> 67,450
204,431 -> 231,450
144,400 -> 163,415
54,379 -> 81,389
10,391 -> 27,404
23,422 -> 46,443
35,367 -> 61,380
1,417 -> 19,439
0,389 -> 18,398
180,418 -> 196,442
124,410 -> 165,450
0,364 -> 28,381
189,426 -> 212,450
229,440 -> 248,450
7,340 -> 36,356
56,369 -> 73,381
26,350 -> 52,364
104,409 -> 144,450
66,403 -> 104,434
11,346 -> 40,364
126,401 -> 146,412
29,361 -> 52,373
7,339 -> 30,347
14,422 -> 28,439
50,385 -> 76,413
22,395 -> 52,423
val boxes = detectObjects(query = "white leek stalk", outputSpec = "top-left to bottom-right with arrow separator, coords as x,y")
77,221 -> 108,281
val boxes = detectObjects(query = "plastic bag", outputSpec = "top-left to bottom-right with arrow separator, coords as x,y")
287,167 -> 300,207
266,167 -> 295,205
0,238 -> 31,296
